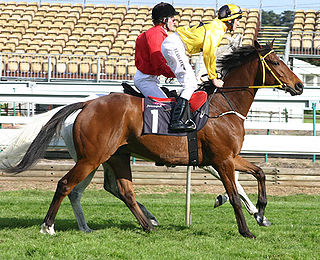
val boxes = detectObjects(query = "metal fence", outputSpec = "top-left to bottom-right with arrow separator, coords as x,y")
0,52 -> 137,81
0,52 -> 202,82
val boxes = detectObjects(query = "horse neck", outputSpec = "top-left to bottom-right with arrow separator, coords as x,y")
220,58 -> 260,117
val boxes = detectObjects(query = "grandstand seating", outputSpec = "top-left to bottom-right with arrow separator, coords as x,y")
291,9 -> 320,56
0,1 -> 261,80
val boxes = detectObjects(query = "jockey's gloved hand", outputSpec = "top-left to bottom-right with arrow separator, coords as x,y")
165,77 -> 175,84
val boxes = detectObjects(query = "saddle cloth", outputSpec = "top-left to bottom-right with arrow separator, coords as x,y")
143,91 -> 209,136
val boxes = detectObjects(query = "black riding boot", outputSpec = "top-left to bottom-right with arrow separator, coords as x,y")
169,97 -> 196,132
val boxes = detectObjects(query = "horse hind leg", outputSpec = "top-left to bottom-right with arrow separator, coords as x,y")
41,160 -> 99,235
68,170 -> 97,232
234,155 -> 270,226
107,154 -> 154,231
102,162 -> 159,226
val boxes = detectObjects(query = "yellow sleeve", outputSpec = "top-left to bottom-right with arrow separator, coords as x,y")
202,25 -> 226,79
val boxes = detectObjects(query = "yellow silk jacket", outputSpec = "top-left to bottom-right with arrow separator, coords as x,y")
176,18 -> 227,79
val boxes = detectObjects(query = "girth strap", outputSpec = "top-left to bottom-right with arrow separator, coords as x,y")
187,130 -> 198,166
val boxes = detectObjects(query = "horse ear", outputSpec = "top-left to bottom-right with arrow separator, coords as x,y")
254,40 -> 261,49
270,39 -> 275,48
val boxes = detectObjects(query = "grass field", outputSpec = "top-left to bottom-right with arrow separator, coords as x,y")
0,189 -> 319,259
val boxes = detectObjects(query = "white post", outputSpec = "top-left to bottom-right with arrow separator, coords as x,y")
186,166 -> 192,226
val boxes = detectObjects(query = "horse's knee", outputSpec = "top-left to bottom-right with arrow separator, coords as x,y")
256,167 -> 265,181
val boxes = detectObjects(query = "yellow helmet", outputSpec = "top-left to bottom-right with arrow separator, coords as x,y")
218,4 -> 242,22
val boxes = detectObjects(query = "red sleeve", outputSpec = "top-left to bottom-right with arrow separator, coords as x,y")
146,29 -> 175,78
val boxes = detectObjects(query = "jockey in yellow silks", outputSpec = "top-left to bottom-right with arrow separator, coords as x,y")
161,4 -> 243,132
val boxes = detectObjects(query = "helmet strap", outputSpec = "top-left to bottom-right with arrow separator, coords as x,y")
161,17 -> 170,31
226,20 -> 234,32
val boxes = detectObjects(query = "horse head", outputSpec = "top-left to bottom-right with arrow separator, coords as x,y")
254,40 -> 304,96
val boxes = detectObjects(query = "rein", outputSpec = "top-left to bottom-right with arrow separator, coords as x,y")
204,49 -> 284,121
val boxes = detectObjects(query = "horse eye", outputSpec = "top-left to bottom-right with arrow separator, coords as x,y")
270,61 -> 280,66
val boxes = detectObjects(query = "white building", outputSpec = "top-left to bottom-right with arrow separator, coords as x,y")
292,58 -> 320,88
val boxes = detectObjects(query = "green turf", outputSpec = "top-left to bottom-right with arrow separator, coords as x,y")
0,190 -> 319,259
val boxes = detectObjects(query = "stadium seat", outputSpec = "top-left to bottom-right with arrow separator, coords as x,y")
314,36 -> 320,50
305,10 -> 316,19
121,47 -> 133,56
20,58 -> 31,73
203,8 -> 215,17
116,59 -> 127,76
291,38 -> 301,49
105,59 -> 116,75
31,60 -> 43,74
7,58 -> 19,72
56,58 -> 68,74
304,23 -> 315,31
127,60 -> 136,76
292,23 -> 304,31
302,36 -> 313,49
67,58 -> 80,74
79,59 -> 92,74
96,49 -> 109,56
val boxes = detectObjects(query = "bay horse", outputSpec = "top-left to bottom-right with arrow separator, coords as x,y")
3,41 -> 303,238
0,100 -> 270,232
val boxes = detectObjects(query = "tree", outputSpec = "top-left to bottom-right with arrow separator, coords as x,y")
280,11 -> 294,27
261,10 -> 281,26
261,10 -> 294,27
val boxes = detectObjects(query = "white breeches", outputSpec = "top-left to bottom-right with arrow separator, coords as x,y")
161,33 -> 198,101
134,69 -> 167,98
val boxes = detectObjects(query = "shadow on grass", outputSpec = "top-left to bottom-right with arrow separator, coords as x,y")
0,217 -> 138,232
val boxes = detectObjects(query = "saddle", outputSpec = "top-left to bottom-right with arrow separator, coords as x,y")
122,82 -> 211,166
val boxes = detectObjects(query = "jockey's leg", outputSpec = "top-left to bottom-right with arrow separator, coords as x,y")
161,33 -> 197,132
134,69 -> 167,98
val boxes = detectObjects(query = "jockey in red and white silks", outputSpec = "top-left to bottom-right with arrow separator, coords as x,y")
134,3 -> 178,98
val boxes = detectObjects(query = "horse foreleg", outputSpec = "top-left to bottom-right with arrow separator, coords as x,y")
234,155 -> 269,226
41,160 -> 98,235
217,159 -> 255,238
108,154 -> 154,231
202,166 -> 260,215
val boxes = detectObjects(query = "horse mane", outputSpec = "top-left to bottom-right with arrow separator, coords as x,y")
217,44 -> 272,78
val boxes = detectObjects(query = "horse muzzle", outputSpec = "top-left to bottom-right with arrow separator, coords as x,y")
283,82 -> 304,96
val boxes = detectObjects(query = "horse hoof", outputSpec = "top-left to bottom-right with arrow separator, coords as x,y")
40,223 -> 56,235
80,227 -> 94,233
150,218 -> 159,227
260,216 -> 271,227
240,231 -> 256,239
214,195 -> 228,208
254,213 -> 271,227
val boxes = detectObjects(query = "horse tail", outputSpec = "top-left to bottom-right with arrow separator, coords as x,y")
0,106 -> 65,170
4,102 -> 86,174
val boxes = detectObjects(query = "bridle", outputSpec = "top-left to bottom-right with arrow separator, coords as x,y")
255,49 -> 284,89
219,49 -> 286,90
204,49 -> 287,120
